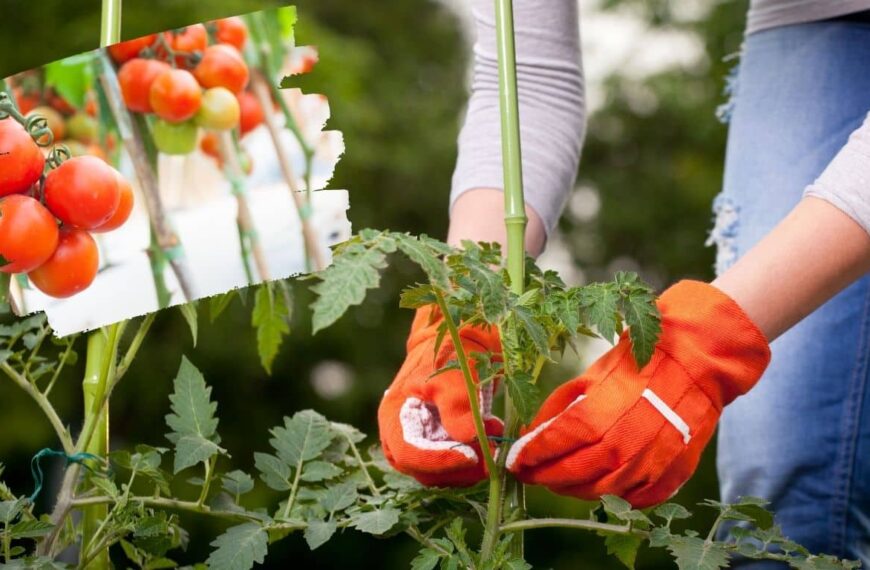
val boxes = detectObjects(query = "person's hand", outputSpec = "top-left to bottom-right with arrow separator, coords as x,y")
506,280 -> 770,508
378,306 -> 503,487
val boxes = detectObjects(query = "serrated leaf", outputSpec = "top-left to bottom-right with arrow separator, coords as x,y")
321,480 -> 358,514
253,452 -> 291,491
513,306 -> 550,357
620,289 -> 661,368
654,503 -> 691,525
221,470 -> 255,497
300,461 -> 343,482
165,357 -> 223,473
399,284 -> 438,309
252,284 -> 290,375
310,242 -> 390,334
0,498 -> 24,523
410,548 -> 441,570
270,410 -> 333,467
178,302 -> 198,346
352,507 -> 400,535
394,234 -> 449,288
304,519 -> 337,550
210,291 -> 237,322
580,284 -> 620,342
206,523 -> 268,570
9,519 -> 53,539
665,535 -> 729,570
505,372 -> 541,425
605,532 -> 643,569
601,495 -> 651,525
330,422 -> 365,444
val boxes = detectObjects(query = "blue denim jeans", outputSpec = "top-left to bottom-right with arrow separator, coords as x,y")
712,15 -> 870,566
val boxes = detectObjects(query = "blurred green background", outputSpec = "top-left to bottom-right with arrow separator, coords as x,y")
0,0 -> 748,567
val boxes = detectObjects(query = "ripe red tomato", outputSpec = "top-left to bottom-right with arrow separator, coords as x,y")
194,45 -> 249,94
237,91 -> 264,136
44,156 -> 121,230
0,195 -> 59,273
164,24 -> 208,67
215,17 -> 248,51
150,69 -> 202,123
27,106 -> 65,143
93,174 -> 134,233
28,228 -> 99,298
119,58 -> 171,114
195,87 -> 240,131
0,118 -> 45,196
108,34 -> 157,63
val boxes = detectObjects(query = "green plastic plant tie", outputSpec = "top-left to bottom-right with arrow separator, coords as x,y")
298,202 -> 313,221
164,245 -> 185,261
29,449 -> 101,503
229,178 -> 246,197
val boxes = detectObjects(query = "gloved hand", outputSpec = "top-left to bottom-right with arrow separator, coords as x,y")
506,280 -> 770,508
378,306 -> 503,487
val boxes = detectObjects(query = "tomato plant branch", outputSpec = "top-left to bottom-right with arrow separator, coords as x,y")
43,338 -> 76,397
1,361 -> 74,455
499,518 -> 640,536
218,131 -> 271,282
113,313 -> 155,383
250,73 -> 326,272
196,455 -> 218,507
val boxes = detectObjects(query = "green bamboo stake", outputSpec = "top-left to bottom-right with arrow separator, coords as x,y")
80,4 -> 123,567
482,0 -> 528,559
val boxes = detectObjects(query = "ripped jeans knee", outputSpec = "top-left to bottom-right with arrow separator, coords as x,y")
705,194 -> 740,275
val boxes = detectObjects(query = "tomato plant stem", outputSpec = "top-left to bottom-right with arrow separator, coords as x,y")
500,518 -> 641,536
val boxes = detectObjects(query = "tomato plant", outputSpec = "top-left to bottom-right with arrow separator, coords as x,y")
44,156 -> 121,230
0,118 -> 45,196
26,106 -> 65,143
0,195 -> 59,273
195,86 -> 240,131
151,118 -> 198,155
237,90 -> 264,135
118,58 -> 171,114
164,24 -> 208,67
149,69 -> 202,123
194,44 -> 250,94
93,174 -> 134,233
27,228 -> 99,298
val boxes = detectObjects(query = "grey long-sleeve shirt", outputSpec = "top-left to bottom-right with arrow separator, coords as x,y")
451,0 -> 870,237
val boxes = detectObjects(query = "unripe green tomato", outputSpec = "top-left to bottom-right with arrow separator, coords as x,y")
152,119 -> 198,155
66,113 -> 99,144
195,87 -> 241,131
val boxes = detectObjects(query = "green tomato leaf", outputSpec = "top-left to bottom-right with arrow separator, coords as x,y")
178,302 -> 198,346
251,283 -> 291,375
320,480 -> 358,514
579,283 -> 621,343
9,519 -> 53,539
253,452 -> 291,492
300,460 -> 343,482
505,372 -> 541,425
664,535 -> 729,570
351,507 -> 400,535
410,548 -> 442,570
303,519 -> 337,550
221,470 -> 255,497
206,523 -> 268,570
165,357 -> 224,473
605,532 -> 643,569
394,234 -> 449,288
209,290 -> 237,322
269,410 -> 334,467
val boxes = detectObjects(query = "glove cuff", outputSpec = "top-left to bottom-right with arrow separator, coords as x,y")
657,280 -> 770,408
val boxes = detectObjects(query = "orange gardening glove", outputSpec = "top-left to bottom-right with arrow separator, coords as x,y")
378,306 -> 504,487
506,280 -> 770,508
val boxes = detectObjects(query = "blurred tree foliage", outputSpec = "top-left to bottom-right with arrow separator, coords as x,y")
0,0 -> 749,568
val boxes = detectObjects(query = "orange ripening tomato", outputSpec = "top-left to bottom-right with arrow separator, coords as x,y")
215,17 -> 248,51
46,91 -> 75,116
28,228 -> 99,298
150,69 -> 203,123
237,91 -> 264,136
119,58 -> 171,113
93,174 -> 134,233
108,34 -> 158,63
13,88 -> 39,116
85,92 -> 98,117
0,118 -> 46,196
44,156 -> 121,230
194,44 -> 249,94
0,195 -> 59,273
163,24 -> 208,67
199,131 -> 221,160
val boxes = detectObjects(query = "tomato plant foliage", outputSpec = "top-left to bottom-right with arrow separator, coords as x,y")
0,233 -> 860,569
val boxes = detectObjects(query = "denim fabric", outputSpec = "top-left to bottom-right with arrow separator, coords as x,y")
712,17 -> 870,566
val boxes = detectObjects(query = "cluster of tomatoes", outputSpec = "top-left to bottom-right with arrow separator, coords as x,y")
112,17 -> 265,166
0,115 -> 134,298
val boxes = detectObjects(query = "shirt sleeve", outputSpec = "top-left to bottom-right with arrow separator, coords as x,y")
804,111 -> 870,235
450,0 -> 586,237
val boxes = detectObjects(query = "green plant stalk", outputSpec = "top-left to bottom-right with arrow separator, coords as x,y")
99,0 -> 122,47
479,0 -> 530,560
79,324 -> 123,570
